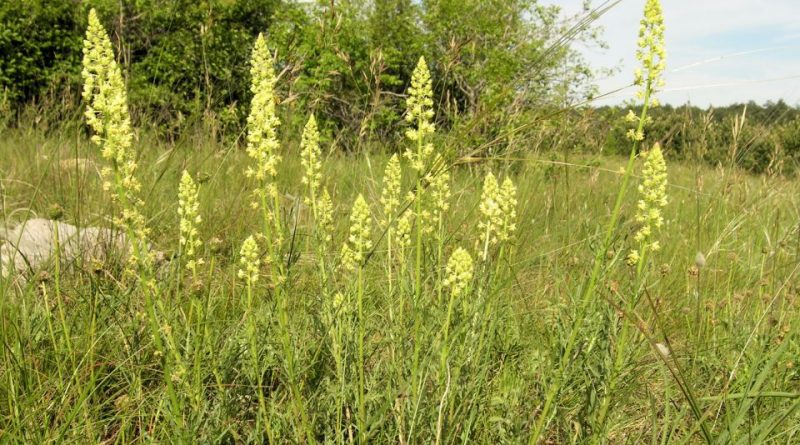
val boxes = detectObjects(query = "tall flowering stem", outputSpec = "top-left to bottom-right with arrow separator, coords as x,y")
440,247 -> 473,372
341,194 -> 373,443
81,8 -> 189,434
237,236 -> 273,440
246,33 -> 283,278
82,8 -> 151,276
245,33 -> 313,443
404,57 -> 436,438
406,56 -> 436,303
315,188 -> 334,287
300,114 -> 322,216
429,156 -> 451,304
529,0 -> 667,442
381,155 -> 403,292
595,143 -> 669,441
178,170 -> 203,279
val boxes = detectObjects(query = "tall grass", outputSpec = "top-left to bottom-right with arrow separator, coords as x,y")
1,2 -> 799,444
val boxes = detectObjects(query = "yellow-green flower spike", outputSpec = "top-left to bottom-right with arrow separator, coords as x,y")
81,8 -> 150,271
341,194 -> 373,271
428,156 -> 451,231
238,235 -> 260,285
396,211 -> 413,254
477,173 -> 517,259
317,187 -> 334,248
246,33 -> 281,202
498,177 -> 518,242
634,143 -> 668,251
478,172 -> 501,248
178,170 -> 203,274
82,8 -> 133,160
634,0 -> 666,101
380,154 -> 402,226
404,56 -> 436,172
443,247 -> 473,297
300,114 -> 322,209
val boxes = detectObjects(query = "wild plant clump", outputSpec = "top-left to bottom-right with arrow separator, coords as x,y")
3,1 -> 799,443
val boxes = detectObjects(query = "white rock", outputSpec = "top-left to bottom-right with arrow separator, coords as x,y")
1,218 -> 131,283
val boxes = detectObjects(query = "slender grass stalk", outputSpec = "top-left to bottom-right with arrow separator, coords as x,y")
528,85 -> 653,444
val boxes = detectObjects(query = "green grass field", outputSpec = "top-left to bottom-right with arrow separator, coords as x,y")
1,123 -> 799,443
1,2 -> 799,443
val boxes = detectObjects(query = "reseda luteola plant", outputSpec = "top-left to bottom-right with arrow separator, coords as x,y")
529,0 -> 667,442
14,1 -> 800,442
76,6 -> 679,443
592,0 -> 669,438
178,170 -> 203,278
240,32 -> 314,444
81,9 -> 152,276
82,8 -> 192,435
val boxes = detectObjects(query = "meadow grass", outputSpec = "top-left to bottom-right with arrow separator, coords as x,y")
1,2 -> 799,443
1,122 -> 798,443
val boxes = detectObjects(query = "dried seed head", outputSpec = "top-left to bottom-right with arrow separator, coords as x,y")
695,251 -> 706,269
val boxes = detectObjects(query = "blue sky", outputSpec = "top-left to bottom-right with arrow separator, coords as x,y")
551,0 -> 800,107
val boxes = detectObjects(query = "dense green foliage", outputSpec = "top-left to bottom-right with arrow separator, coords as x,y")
3,1 -> 800,442
2,126 -> 799,443
1,0 -> 594,145
595,101 -> 800,174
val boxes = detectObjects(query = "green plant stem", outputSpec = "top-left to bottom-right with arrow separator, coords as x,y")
357,263 -> 367,443
528,82 -> 653,444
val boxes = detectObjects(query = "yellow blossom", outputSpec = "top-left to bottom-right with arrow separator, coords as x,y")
81,8 -> 151,272
443,248 -> 473,297
634,143 -> 668,252
300,114 -> 322,208
404,56 -> 436,172
317,187 -> 334,248
634,0 -> 666,99
178,170 -> 203,274
477,172 -> 517,259
498,177 -> 517,242
238,235 -> 260,285
396,211 -> 413,255
246,33 -> 282,202
380,154 -> 402,226
341,194 -> 373,271
428,156 -> 451,233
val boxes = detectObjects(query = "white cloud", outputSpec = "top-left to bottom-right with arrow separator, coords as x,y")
552,0 -> 800,106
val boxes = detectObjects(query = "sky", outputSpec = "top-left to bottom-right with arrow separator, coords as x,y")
551,0 -> 800,107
